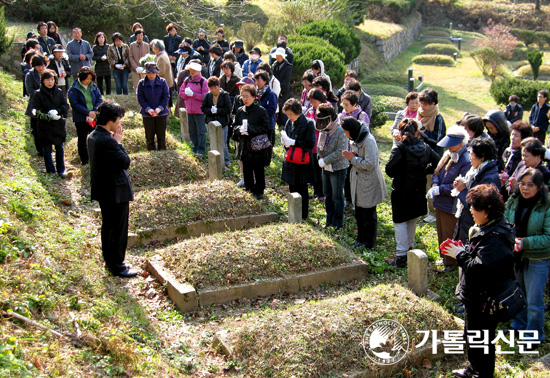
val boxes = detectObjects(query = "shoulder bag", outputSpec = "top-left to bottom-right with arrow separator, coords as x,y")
285,146 -> 310,165
486,280 -> 527,323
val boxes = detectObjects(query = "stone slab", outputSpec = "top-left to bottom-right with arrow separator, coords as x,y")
208,150 -> 223,181
128,212 -> 279,247
287,192 -> 302,223
146,257 -> 198,312
179,108 -> 190,142
408,249 -> 428,296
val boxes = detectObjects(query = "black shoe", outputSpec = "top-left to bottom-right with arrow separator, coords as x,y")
253,193 -> 263,200
353,242 -> 366,249
451,367 -> 475,378
389,255 -> 407,268
113,268 -> 138,278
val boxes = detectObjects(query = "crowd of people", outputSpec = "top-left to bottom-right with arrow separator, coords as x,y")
20,20 -> 550,377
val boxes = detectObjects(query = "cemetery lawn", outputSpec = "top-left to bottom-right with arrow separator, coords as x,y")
129,180 -> 267,231
158,223 -> 354,290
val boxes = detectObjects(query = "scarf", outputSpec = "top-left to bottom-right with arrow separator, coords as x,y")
257,85 -> 268,99
434,145 -> 464,175
317,120 -> 339,153
419,104 -> 440,132
515,191 -> 541,238
454,160 -> 490,218
403,107 -> 418,119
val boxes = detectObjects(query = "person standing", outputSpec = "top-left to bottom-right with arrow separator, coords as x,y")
68,67 -> 103,165
232,40 -> 248,67
151,39 -> 174,108
271,47 -> 293,129
341,117 -> 387,249
31,69 -> 69,178
268,35 -> 294,65
129,22 -> 150,44
137,63 -> 170,151
163,23 -> 182,80
281,98 -> 316,220
242,47 -> 263,78
66,28 -> 92,81
92,32 -> 111,95
208,44 -> 224,78
36,21 -> 56,56
87,101 -> 137,278
505,95 -> 524,124
107,33 -> 130,95
193,29 -> 211,65
254,71 -> 278,145
47,45 -> 71,99
46,21 -> 62,46
25,54 -> 48,156
483,109 -> 510,171
214,27 -> 229,53
529,90 -> 550,145
128,30 -> 149,93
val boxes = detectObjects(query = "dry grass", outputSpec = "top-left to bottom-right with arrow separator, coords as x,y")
226,283 -> 462,377
159,223 -> 353,290
129,180 -> 267,231
357,19 -> 404,40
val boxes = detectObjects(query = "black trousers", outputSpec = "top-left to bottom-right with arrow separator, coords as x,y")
75,121 -> 94,165
534,129 -> 546,145
143,116 -> 167,151
344,165 -> 352,203
243,159 -> 265,196
355,205 -> 378,247
99,200 -> 130,274
312,153 -> 323,197
289,183 -> 309,220
464,303 -> 497,378
96,75 -> 112,95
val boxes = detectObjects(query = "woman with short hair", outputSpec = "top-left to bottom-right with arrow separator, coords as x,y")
506,137 -> 550,195
107,32 -> 130,95
220,61 -> 240,99
281,98 -> 316,220
339,90 -> 369,125
137,62 -> 170,151
390,91 -> 419,142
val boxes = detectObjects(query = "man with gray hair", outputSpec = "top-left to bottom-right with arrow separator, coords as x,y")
66,28 -> 93,80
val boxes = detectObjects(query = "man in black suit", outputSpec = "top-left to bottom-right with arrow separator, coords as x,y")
87,101 -> 137,278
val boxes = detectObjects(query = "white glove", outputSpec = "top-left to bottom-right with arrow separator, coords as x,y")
318,158 -> 326,168
135,66 -> 144,74
101,54 -> 107,61
442,243 -> 465,259
155,107 -> 162,115
115,64 -> 124,69
48,109 -> 58,117
239,125 -> 249,135
514,238 -> 523,252
52,114 -> 61,120
184,87 -> 194,96
426,186 -> 440,199
211,105 -> 217,114
147,109 -> 155,116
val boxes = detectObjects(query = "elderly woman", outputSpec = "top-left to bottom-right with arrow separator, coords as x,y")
501,121 -> 534,198
316,103 -> 350,229
220,61 -> 240,100
68,66 -> 102,165
92,32 -> 111,95
137,62 -> 170,151
453,137 -> 500,244
504,168 -> 550,344
25,54 -> 48,156
386,118 -> 440,267
306,89 -> 328,200
107,33 -> 130,95
390,91 -> 419,142
339,90 -> 369,125
341,117 -> 387,249
506,137 -> 550,194
280,98 -> 316,220
428,125 -> 471,272
442,184 -> 515,378
31,69 -> 69,177
151,39 -> 174,106
232,84 -> 271,199
179,60 -> 209,155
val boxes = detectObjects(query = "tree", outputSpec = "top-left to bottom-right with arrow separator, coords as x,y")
527,48 -> 544,80
0,6 -> 13,56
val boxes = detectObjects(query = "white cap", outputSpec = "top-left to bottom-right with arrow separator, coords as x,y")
271,47 -> 286,59
185,61 -> 203,72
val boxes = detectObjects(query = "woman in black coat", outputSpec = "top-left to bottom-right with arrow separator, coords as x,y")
201,76 -> 233,166
92,32 -> 111,95
442,184 -> 515,378
31,70 -> 69,177
280,98 -> 315,220
232,84 -> 271,199
386,118 -> 440,267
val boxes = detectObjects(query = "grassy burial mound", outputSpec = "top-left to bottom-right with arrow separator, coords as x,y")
64,128 -> 181,164
224,284 -> 462,377
158,223 -> 355,290
129,180 -> 267,231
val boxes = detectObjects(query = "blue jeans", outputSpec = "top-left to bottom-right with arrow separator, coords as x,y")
188,113 -> 206,154
512,259 -> 550,342
322,168 -> 347,228
43,143 -> 65,174
112,68 -> 129,95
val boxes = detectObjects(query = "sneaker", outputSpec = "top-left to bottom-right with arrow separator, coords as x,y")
236,179 -> 245,187
389,255 -> 407,268
451,367 -> 475,378
424,214 -> 436,223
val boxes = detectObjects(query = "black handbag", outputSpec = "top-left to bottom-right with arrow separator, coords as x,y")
250,134 -> 272,151
486,280 -> 526,322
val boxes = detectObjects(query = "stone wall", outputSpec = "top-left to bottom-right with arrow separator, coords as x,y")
1,41 -> 25,78
375,12 -> 422,62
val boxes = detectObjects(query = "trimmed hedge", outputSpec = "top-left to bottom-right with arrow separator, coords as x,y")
367,71 -> 408,86
422,38 -> 452,45
370,100 -> 388,129
296,19 -> 361,64
512,43 -> 528,61
423,29 -> 451,37
421,43 -> 459,57
516,64 -> 550,78
411,54 -> 455,67
288,42 -> 346,87
511,28 -> 536,46
490,78 -> 550,109
373,95 -> 405,112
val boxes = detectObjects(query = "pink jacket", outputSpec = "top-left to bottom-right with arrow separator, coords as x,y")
179,74 -> 208,114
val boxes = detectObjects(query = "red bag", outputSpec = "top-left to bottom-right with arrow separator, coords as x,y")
285,146 -> 310,165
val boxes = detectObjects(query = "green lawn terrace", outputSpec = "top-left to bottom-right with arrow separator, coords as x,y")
154,223 -> 360,291
221,283 -> 462,377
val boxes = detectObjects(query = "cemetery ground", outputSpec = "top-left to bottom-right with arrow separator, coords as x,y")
2,29 -> 550,378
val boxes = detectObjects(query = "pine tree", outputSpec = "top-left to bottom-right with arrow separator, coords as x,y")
0,6 -> 14,56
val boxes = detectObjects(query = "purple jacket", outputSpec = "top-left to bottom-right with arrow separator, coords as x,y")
179,74 -> 208,114
137,76 -> 170,117
432,146 -> 471,214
